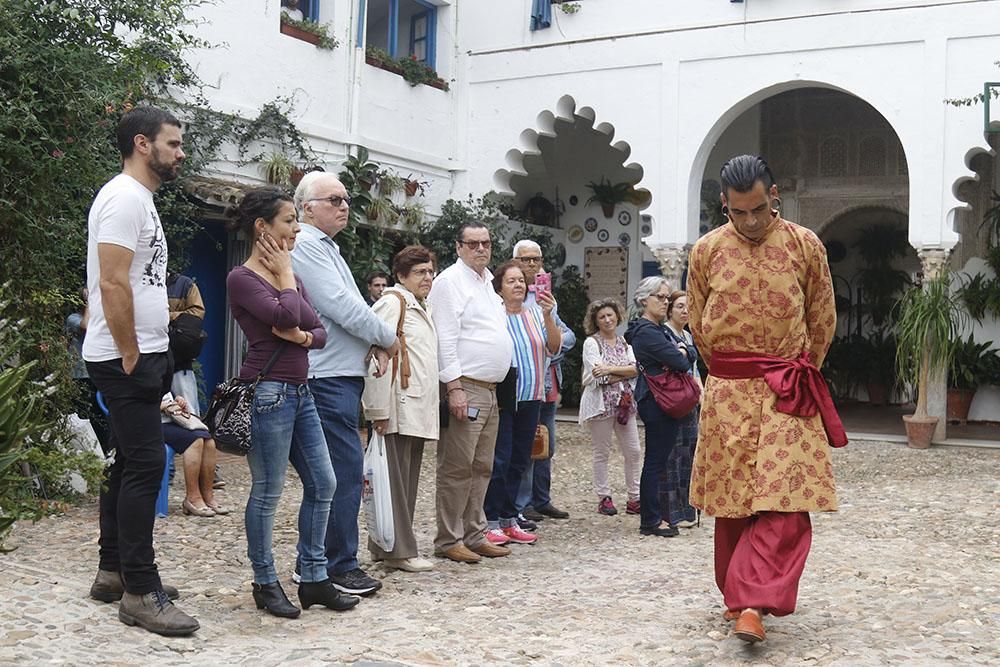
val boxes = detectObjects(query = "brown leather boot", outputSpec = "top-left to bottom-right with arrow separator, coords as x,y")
90,570 -> 179,603
469,542 -> 511,558
118,591 -> 199,636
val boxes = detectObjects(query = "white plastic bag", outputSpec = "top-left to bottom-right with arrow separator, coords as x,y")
362,431 -> 395,552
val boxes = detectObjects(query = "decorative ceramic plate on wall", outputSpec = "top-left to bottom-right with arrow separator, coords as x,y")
552,242 -> 567,268
584,217 -> 598,232
597,229 -> 610,242
618,210 -> 632,226
567,225 -> 584,243
618,232 -> 630,247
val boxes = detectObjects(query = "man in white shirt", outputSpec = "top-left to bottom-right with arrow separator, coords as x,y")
83,106 -> 199,636
428,222 -> 514,563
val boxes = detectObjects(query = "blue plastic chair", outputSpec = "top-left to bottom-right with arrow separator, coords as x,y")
95,392 -> 174,518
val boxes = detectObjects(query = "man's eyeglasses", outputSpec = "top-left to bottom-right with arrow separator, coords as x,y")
309,195 -> 351,208
458,240 -> 492,250
516,255 -> 543,264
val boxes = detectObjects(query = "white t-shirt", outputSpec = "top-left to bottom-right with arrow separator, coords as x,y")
82,174 -> 170,362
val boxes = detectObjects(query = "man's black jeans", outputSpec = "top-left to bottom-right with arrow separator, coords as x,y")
86,352 -> 172,595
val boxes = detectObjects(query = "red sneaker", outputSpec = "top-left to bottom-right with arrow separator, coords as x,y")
597,496 -> 618,516
625,499 -> 640,515
485,528 -> 511,545
501,525 -> 537,544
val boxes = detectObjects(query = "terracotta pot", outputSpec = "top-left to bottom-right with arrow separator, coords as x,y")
404,180 -> 419,197
290,168 -> 305,187
601,202 -> 615,218
946,388 -> 975,424
866,382 -> 888,407
902,414 -> 938,449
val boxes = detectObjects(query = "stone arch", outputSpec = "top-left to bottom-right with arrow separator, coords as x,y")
687,80 -> 910,241
492,94 -> 651,210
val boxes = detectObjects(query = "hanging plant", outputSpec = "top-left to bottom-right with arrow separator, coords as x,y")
585,177 -> 631,218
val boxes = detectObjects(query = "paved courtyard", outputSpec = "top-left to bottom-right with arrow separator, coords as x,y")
1,424 -> 997,665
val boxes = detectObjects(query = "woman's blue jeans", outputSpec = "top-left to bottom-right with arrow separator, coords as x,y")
484,400 -> 541,528
246,381 -> 336,585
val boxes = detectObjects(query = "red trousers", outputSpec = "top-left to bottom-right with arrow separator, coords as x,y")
714,511 -> 812,617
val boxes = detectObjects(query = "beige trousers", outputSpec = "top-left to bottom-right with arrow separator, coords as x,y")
369,433 -> 425,561
434,381 -> 499,551
589,414 -> 642,500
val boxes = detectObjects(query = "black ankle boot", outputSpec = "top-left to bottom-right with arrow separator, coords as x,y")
297,579 -> 360,611
252,582 -> 301,618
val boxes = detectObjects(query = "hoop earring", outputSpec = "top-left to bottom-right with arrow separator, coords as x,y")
772,198 -> 782,210
721,206 -> 729,216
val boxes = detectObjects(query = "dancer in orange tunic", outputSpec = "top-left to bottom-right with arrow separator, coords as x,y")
687,154 -> 846,644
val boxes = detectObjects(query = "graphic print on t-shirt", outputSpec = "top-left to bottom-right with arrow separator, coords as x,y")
143,211 -> 167,288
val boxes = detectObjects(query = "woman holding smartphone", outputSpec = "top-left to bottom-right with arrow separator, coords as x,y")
483,261 -> 561,546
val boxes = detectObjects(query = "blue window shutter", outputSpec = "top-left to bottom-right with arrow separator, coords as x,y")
388,0 -> 399,58
307,0 -> 319,21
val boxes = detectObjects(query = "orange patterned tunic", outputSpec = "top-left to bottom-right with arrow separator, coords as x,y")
687,216 -> 838,518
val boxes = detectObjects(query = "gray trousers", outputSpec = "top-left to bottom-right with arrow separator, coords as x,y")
369,433 -> 425,560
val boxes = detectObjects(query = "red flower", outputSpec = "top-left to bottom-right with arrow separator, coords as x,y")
51,149 -> 64,158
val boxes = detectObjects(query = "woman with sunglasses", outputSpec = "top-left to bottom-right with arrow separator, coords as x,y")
624,277 -> 694,537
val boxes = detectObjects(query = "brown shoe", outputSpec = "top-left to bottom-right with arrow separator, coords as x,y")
90,569 -> 179,603
733,610 -> 766,643
436,544 -> 481,564
723,609 -> 740,621
468,542 -> 511,558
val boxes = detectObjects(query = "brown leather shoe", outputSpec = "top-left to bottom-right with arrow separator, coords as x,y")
468,542 -> 511,558
723,609 -> 740,621
733,610 -> 766,643
436,544 -> 481,564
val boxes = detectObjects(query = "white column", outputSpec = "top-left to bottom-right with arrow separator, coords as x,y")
648,243 -> 691,291
917,246 -> 950,442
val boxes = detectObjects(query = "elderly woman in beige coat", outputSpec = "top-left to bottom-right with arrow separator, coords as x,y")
363,245 -> 439,573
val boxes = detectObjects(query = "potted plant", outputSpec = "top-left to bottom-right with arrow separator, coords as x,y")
894,271 -> 968,448
342,146 -> 379,192
585,177 -> 631,218
377,169 -> 404,200
365,195 -> 395,223
398,201 -> 425,228
403,174 -> 428,198
279,13 -> 339,50
947,335 -> 1000,423
261,152 -> 295,187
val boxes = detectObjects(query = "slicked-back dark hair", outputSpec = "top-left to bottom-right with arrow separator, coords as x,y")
456,221 -> 488,243
720,154 -> 775,194
116,106 -> 182,158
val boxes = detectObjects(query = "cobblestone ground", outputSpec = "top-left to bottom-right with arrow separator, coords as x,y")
1,424 -> 998,666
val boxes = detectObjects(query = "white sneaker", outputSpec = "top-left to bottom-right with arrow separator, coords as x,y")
385,557 -> 434,573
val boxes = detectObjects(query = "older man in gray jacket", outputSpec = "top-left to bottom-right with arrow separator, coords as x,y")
291,172 -> 399,598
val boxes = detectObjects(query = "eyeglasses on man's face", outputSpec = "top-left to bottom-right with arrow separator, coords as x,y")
458,239 -> 492,250
516,255 -> 542,264
309,195 -> 351,208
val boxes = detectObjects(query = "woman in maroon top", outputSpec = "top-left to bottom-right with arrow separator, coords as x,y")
225,187 -> 358,618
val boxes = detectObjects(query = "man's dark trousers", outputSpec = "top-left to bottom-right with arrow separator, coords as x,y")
86,352 -> 171,594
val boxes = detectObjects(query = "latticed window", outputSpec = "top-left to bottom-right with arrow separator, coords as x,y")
819,136 -> 848,177
858,136 -> 887,176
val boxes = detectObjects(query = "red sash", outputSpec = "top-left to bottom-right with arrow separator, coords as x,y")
709,350 -> 847,448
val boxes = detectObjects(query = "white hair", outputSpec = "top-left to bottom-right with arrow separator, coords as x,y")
632,276 -> 671,313
512,239 -> 542,258
294,171 -> 341,218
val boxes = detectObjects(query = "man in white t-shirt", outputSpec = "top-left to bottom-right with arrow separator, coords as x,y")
83,106 -> 199,637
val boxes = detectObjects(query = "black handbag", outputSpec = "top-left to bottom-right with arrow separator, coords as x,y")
204,344 -> 285,455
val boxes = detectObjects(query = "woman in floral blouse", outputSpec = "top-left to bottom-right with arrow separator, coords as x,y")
578,298 -> 641,517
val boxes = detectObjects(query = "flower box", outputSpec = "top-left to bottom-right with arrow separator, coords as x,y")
280,21 -> 321,46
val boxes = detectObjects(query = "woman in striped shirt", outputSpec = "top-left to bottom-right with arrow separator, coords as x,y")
483,261 -> 562,545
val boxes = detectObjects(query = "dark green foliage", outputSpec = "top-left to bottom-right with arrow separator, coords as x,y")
0,0 -> 206,518
553,266 -> 588,408
852,224 -> 911,329
948,335 -> 1000,390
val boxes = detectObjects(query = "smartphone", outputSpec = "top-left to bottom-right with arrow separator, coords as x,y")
534,271 -> 551,296
466,406 -> 480,421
